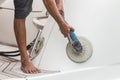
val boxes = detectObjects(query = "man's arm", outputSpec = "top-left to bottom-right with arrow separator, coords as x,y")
55,0 -> 64,17
43,0 -> 74,38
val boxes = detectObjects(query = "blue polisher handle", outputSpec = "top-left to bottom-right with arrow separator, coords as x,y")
70,31 -> 83,52
59,12 -> 83,52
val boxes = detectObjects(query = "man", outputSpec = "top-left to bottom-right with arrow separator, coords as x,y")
14,0 -> 74,74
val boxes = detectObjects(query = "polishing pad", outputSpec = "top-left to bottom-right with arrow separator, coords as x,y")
66,36 -> 93,63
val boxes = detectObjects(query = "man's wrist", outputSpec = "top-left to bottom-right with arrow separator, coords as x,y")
58,21 -> 67,29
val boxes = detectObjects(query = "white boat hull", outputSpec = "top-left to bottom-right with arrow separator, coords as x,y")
0,0 -> 120,80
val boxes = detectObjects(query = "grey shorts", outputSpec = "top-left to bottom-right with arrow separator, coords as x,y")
14,0 -> 33,19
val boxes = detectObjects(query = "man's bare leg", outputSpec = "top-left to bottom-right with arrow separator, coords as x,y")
14,18 -> 40,74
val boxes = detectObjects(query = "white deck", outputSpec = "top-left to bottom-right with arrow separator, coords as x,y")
0,0 -> 120,80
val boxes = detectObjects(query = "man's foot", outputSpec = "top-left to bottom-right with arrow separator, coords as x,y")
21,60 -> 40,74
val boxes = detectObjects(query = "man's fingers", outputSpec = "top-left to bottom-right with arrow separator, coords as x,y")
67,33 -> 72,44
70,27 -> 75,32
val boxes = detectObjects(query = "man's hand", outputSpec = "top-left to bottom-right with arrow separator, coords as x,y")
58,22 -> 74,38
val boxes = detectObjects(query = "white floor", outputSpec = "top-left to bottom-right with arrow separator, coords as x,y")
1,0 -> 120,80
